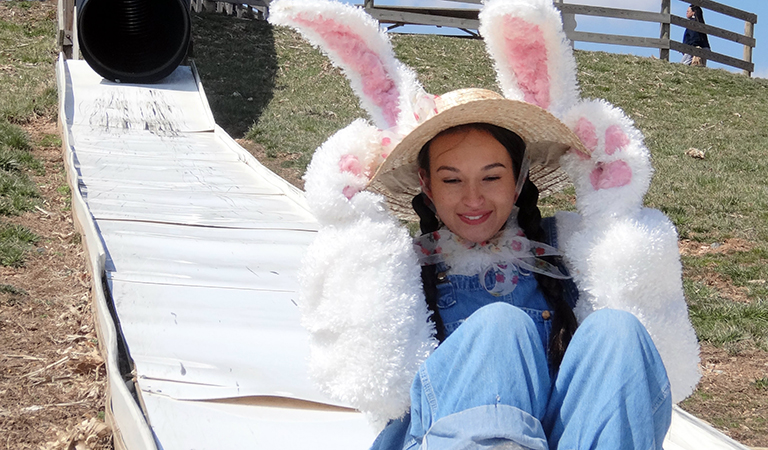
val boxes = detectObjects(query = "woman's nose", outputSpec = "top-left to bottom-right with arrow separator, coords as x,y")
463,184 -> 484,207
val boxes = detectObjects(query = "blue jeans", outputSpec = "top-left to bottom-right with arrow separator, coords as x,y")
372,303 -> 671,450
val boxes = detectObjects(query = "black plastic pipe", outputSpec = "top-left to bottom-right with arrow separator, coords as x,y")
77,0 -> 191,83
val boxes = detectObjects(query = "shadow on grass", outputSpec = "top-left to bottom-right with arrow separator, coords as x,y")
190,12 -> 277,138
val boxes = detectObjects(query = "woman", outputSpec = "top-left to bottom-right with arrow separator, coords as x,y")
368,92 -> 672,450
270,1 -> 700,449
682,5 -> 710,66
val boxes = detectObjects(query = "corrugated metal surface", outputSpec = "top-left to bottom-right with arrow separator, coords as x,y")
57,56 -> 750,450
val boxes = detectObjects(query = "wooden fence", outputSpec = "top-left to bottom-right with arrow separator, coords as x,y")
362,0 -> 757,76
57,0 -> 757,76
189,0 -> 270,20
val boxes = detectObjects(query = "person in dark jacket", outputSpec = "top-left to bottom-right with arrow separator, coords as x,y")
682,5 -> 710,66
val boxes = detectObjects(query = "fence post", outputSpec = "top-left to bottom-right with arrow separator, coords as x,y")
659,0 -> 670,61
57,0 -> 75,58
556,0 -> 577,45
743,20 -> 754,77
236,4 -> 246,18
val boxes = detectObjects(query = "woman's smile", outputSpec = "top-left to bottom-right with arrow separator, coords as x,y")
459,211 -> 491,224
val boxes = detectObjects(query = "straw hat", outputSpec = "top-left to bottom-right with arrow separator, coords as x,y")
367,88 -> 589,218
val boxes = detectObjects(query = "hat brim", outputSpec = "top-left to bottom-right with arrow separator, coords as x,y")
367,88 -> 588,220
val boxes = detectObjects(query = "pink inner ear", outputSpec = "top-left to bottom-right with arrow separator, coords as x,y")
502,17 -> 551,109
605,125 -> 630,155
573,117 -> 598,152
294,14 -> 400,128
590,160 -> 632,190
342,185 -> 359,199
339,154 -> 363,176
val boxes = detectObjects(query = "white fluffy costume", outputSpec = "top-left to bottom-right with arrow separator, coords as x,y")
269,0 -> 700,429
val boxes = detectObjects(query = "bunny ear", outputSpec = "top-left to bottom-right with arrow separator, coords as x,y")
269,0 -> 422,130
479,0 -> 579,118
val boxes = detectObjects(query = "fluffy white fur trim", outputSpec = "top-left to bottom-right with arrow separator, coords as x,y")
561,99 -> 653,220
301,115 -> 436,428
557,98 -> 700,401
299,209 -> 437,428
269,0 -> 424,130
302,119 -> 390,224
479,0 -> 580,118
561,208 -> 701,403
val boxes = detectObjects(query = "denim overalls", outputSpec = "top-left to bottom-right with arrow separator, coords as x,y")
370,218 -> 671,450
435,261 -> 553,353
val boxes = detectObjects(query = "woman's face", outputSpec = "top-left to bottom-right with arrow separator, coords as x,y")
686,6 -> 694,18
420,128 -> 517,244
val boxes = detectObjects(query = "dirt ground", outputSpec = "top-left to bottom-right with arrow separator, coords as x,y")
679,239 -> 768,447
1,118 -> 112,450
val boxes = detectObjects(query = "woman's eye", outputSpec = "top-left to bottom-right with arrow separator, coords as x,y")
442,178 -> 461,184
484,175 -> 501,182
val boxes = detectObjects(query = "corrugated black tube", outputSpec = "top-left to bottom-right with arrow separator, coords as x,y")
78,0 -> 191,83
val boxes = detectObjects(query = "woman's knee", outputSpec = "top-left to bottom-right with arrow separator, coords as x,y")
440,302 -> 543,358
575,309 -> 657,356
462,302 -> 538,338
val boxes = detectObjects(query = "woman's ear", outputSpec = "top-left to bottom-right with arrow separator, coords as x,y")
418,168 -> 432,200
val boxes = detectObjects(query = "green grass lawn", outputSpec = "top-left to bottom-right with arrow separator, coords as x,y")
0,1 -> 57,267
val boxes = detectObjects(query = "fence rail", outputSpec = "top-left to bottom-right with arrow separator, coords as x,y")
189,0 -> 270,19
362,0 -> 757,76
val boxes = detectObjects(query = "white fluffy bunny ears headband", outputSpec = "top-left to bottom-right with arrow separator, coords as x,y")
269,0 -> 653,220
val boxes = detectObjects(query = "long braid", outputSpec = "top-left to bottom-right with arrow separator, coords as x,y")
413,192 -> 446,343
515,179 -> 578,367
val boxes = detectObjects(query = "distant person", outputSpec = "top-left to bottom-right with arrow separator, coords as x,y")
682,5 -> 710,66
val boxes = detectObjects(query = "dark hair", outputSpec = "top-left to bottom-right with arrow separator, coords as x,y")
414,123 -> 578,367
689,5 -> 705,23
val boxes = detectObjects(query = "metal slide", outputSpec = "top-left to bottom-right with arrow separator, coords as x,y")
57,57 -> 374,449
56,56 -> 750,450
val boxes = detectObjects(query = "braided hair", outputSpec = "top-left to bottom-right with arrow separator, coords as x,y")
413,123 -> 578,367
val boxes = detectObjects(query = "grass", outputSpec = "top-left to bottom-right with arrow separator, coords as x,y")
0,122 -> 40,216
0,222 -> 38,267
686,282 -> 768,351
191,12 -> 280,138
0,283 -> 29,306
0,1 -> 58,123
191,16 -> 768,355
0,1 -> 54,266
